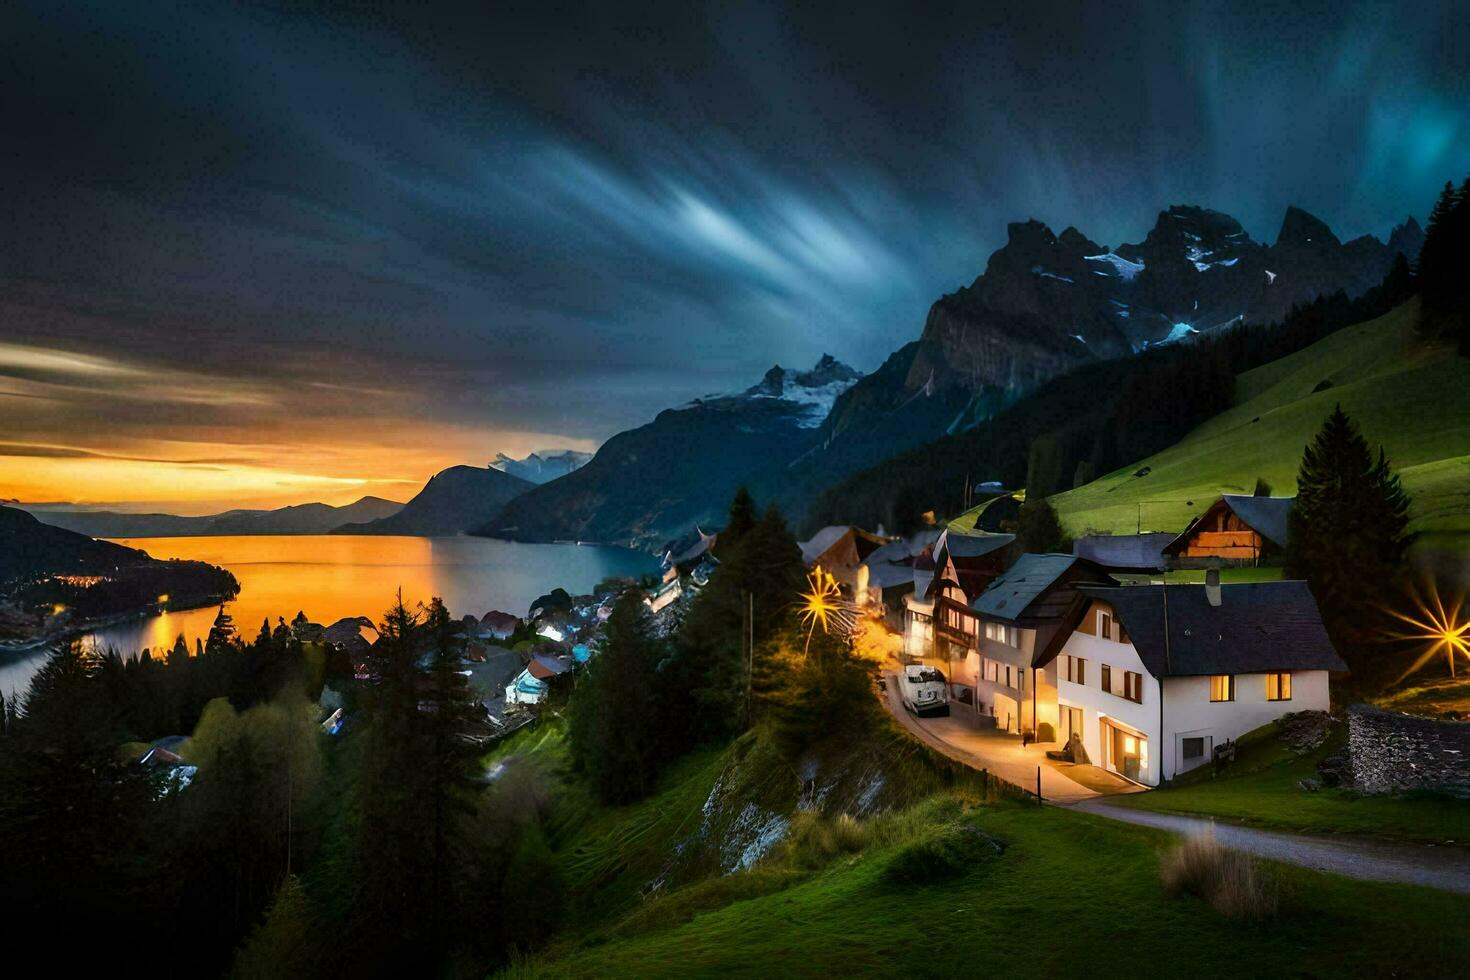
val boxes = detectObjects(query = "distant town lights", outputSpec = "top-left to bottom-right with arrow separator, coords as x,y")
157,594 -> 170,604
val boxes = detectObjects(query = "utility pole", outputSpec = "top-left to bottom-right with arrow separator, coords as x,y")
743,590 -> 754,726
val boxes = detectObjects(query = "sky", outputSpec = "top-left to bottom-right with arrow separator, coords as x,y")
2,1 -> 1468,513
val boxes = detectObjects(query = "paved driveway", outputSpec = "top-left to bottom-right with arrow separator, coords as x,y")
882,669 -> 1136,804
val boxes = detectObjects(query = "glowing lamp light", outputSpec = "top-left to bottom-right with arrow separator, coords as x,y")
51,603 -> 66,615
1384,581 -> 1470,680
797,565 -> 857,658
157,594 -> 170,604
1124,735 -> 1137,753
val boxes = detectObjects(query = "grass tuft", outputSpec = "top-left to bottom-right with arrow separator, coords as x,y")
1160,831 -> 1279,923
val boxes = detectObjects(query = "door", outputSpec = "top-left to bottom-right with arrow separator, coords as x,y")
1104,721 -> 1147,782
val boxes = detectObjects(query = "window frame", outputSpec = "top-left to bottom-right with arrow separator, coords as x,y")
1100,663 -> 1112,695
1123,670 -> 1143,703
1266,671 -> 1292,702
1098,610 -> 1113,641
1209,674 -> 1235,703
1182,736 -> 1205,760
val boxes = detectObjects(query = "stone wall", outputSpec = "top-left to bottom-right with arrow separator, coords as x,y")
1347,703 -> 1470,797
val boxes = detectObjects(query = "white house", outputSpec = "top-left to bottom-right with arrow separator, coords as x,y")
1042,575 -> 1345,785
969,553 -> 1115,734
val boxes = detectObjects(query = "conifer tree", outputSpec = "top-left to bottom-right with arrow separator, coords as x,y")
1286,405 -> 1414,644
569,592 -> 666,803
720,484 -> 757,554
1014,495 -> 1068,555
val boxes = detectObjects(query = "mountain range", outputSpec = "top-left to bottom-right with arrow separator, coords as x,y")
20,201 -> 1425,552
23,496 -> 404,539
481,202 -> 1421,548
483,355 -> 862,546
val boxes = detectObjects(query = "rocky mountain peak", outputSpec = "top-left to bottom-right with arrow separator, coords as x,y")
1387,215 -> 1425,263
1276,206 -> 1340,249
748,354 -> 861,398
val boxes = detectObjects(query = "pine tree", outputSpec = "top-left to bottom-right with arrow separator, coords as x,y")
675,503 -> 805,740
569,592 -> 666,803
1014,495 -> 1068,555
1286,405 -> 1414,646
1417,177 -> 1469,343
720,485 -> 757,554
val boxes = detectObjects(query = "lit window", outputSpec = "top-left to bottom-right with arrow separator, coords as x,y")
1266,672 -> 1292,702
1210,675 -> 1234,702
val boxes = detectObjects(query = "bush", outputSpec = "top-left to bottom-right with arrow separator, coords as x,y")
781,811 -> 868,869
883,823 -> 1003,885
1160,831 -> 1278,922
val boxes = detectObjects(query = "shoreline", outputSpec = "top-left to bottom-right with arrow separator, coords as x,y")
0,591 -> 237,658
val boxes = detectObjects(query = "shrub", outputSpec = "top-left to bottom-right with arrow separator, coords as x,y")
782,811 -> 868,869
1160,831 -> 1278,923
884,823 -> 1003,885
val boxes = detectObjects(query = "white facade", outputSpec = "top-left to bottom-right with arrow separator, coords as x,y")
903,592 -> 933,660
1052,599 -> 1332,785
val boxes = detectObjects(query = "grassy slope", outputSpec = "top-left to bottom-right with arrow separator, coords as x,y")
496,713 -> 1470,979
1110,720 -> 1469,844
508,803 -> 1469,979
1051,300 -> 1470,545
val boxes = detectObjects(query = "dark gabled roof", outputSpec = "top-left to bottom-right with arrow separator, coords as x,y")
865,528 -> 942,566
1072,533 -> 1173,571
970,553 -> 1079,621
1078,580 -> 1347,678
668,529 -> 718,567
865,561 -> 919,589
1221,495 -> 1294,548
942,529 -> 1016,560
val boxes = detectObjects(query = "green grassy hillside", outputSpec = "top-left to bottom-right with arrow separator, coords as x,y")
493,708 -> 1470,978
1052,300 -> 1470,546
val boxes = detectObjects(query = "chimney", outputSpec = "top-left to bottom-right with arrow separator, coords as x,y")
1205,568 -> 1222,607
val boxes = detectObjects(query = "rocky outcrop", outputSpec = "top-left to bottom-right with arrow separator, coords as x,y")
893,204 -> 1419,411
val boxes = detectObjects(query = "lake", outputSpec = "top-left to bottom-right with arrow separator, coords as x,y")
0,535 -> 657,699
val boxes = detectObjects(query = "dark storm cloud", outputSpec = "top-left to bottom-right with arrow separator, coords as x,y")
2,0 -> 1468,456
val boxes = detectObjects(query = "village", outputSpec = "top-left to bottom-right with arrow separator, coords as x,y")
365,483 -> 1467,814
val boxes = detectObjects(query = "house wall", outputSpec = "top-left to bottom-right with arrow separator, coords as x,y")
1055,626 -> 1162,785
974,625 -> 1036,733
1161,670 -> 1330,780
903,595 -> 933,660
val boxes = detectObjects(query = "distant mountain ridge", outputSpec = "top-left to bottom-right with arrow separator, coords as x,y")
491,449 -> 594,485
483,354 -> 863,547
24,496 -> 404,539
338,465 -> 533,536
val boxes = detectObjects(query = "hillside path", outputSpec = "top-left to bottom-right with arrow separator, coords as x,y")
1071,799 -> 1470,895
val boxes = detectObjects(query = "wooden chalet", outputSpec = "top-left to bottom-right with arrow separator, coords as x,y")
1163,495 -> 1294,567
